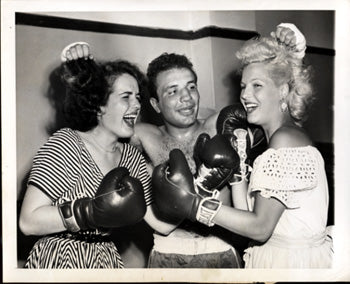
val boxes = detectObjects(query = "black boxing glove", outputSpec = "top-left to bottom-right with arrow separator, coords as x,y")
216,104 -> 267,184
152,149 -> 222,227
58,167 -> 146,232
216,103 -> 248,136
193,133 -> 240,197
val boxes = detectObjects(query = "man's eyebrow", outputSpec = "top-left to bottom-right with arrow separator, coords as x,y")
165,84 -> 178,90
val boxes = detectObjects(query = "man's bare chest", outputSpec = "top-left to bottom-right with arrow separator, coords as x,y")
142,134 -> 198,173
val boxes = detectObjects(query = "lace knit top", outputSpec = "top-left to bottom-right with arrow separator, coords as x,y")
247,146 -> 329,238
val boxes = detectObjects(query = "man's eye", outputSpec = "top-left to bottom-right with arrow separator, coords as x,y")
167,89 -> 176,95
188,84 -> 197,91
253,83 -> 262,88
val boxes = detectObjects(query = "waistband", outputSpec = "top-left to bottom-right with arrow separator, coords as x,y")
152,233 -> 234,255
267,232 -> 329,249
59,231 -> 112,243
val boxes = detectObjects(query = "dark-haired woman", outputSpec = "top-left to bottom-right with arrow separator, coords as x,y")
19,51 -> 174,268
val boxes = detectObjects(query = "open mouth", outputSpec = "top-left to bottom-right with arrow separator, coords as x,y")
244,103 -> 258,114
178,105 -> 195,116
123,113 -> 138,128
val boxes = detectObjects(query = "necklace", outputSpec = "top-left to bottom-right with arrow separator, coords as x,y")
91,135 -> 118,153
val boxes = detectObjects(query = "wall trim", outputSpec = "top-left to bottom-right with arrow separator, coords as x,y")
15,12 -> 335,56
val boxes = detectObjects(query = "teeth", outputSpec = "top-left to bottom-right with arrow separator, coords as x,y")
245,103 -> 258,108
123,114 -> 137,119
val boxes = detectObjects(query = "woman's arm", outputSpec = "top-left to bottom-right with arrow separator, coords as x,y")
230,180 -> 249,210
213,193 -> 285,242
19,185 -> 66,236
143,204 -> 180,236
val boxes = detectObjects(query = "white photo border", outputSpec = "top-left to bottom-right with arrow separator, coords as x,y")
2,0 -> 350,282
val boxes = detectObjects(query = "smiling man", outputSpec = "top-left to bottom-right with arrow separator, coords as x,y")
131,52 -> 244,268
132,53 -> 218,174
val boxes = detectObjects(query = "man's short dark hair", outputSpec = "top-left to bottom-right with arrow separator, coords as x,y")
146,53 -> 198,100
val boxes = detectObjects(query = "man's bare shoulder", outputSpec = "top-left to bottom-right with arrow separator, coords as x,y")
130,122 -> 163,157
135,122 -> 162,136
201,111 -> 219,136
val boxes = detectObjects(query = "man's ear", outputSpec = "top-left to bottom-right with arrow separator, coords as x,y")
150,97 -> 161,113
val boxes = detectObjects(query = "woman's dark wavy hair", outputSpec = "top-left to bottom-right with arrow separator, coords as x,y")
60,59 -> 146,131
147,53 -> 197,100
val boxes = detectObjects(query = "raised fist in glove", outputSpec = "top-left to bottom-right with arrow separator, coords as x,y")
152,149 -> 222,227
58,167 -> 146,232
193,133 -> 240,197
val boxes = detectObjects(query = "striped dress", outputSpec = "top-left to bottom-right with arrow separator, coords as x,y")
24,128 -> 153,268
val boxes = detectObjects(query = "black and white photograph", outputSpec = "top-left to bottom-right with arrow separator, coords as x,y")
2,0 -> 350,282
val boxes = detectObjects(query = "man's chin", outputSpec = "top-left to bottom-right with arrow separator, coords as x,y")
176,118 -> 198,129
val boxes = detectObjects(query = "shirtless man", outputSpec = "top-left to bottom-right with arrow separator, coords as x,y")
61,23 -> 306,267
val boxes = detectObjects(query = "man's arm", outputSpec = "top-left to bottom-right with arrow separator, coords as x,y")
202,111 -> 219,137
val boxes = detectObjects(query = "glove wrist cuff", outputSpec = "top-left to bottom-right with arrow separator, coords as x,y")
230,164 -> 252,186
195,183 -> 220,199
196,197 -> 222,227
58,200 -> 81,233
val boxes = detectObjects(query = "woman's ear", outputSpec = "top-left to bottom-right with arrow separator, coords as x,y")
150,97 -> 161,114
98,107 -> 106,118
280,83 -> 289,99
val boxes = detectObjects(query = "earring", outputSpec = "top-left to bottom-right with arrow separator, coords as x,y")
280,100 -> 288,113
280,98 -> 288,112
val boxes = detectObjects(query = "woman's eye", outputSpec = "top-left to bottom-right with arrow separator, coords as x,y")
253,83 -> 262,88
136,95 -> 141,102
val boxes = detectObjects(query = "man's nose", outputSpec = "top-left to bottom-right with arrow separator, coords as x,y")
179,88 -> 192,102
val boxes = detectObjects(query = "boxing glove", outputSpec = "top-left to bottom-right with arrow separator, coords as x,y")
193,133 -> 240,197
58,167 -> 146,232
216,104 -> 267,183
152,149 -> 222,227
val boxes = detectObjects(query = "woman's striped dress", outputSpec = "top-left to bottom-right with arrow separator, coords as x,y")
24,128 -> 153,268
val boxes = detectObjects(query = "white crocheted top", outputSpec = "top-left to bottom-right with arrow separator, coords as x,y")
248,146 -> 321,209
244,146 -> 332,268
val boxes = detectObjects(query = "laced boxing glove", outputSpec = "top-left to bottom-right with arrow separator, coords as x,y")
193,133 -> 240,197
58,167 -> 146,232
152,149 -> 222,227
216,103 -> 267,184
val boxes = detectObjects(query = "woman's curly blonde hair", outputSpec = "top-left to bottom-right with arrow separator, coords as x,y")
236,36 -> 315,126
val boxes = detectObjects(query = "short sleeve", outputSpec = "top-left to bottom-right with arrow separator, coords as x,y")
249,147 -> 318,208
28,129 -> 81,201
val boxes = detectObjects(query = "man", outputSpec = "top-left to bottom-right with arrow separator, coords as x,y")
61,23 -> 306,267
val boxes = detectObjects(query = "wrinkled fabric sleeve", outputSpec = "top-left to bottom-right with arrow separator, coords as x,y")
248,147 -> 318,208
